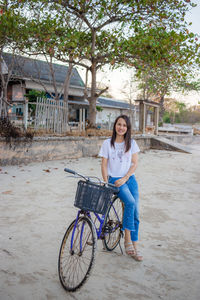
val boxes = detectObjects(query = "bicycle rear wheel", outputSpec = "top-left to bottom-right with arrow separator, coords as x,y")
58,216 -> 97,292
103,196 -> 124,251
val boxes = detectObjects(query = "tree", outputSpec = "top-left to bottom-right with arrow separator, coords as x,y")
0,1 -> 75,123
21,0 -> 196,126
120,73 -> 137,127
128,25 -> 200,119
17,16 -> 75,122
0,1 -> 28,117
163,99 -> 192,123
96,80 -> 113,98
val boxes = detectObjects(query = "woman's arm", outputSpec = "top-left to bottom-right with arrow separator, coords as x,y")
114,153 -> 138,187
101,157 -> 108,183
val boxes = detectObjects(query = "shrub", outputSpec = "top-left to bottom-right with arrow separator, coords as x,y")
162,112 -> 171,123
0,117 -> 34,141
0,117 -> 21,139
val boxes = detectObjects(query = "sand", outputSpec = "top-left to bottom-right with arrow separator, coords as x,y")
0,146 -> 200,300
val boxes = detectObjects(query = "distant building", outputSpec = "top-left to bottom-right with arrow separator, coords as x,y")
96,97 -> 138,129
1,53 -> 152,129
2,53 -> 85,121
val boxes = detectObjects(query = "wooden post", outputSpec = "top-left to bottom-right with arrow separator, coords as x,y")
154,107 -> 159,135
79,108 -> 83,131
136,99 -> 160,135
23,100 -> 28,130
142,103 -> 146,134
82,108 -> 85,131
139,102 -> 143,132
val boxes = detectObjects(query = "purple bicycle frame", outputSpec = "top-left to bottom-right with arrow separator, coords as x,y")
70,198 -> 120,252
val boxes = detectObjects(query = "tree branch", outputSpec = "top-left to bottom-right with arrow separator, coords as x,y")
95,86 -> 109,98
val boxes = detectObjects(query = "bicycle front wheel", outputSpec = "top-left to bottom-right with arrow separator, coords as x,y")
103,196 -> 124,251
58,216 -> 97,292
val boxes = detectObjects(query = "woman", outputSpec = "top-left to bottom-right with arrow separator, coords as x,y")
99,115 -> 143,261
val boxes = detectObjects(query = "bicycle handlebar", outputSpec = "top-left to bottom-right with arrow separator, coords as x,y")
64,168 -> 76,175
64,168 -> 119,194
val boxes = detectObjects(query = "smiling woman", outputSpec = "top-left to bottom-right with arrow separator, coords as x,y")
115,117 -> 128,136
99,115 -> 143,261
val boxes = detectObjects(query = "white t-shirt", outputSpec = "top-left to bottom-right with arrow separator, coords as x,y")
99,138 -> 140,177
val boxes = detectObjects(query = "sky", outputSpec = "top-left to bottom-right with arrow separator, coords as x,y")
94,1 -> 200,107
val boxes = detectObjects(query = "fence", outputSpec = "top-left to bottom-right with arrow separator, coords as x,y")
34,98 -> 68,133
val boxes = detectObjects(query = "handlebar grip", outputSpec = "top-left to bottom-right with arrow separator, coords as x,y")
64,168 -> 76,175
107,183 -> 119,194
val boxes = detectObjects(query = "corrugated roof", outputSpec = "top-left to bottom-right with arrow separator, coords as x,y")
97,97 -> 135,110
2,53 -> 85,88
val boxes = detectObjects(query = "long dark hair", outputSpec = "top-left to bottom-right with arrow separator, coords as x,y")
111,115 -> 131,152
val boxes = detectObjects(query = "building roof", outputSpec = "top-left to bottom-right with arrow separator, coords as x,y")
97,97 -> 135,110
2,53 -> 85,88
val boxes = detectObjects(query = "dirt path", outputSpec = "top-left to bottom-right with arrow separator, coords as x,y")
0,147 -> 200,300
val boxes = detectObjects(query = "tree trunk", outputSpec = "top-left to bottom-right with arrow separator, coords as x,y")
63,61 -> 73,123
159,94 -> 165,121
0,56 -> 9,117
0,85 -> 9,118
87,30 -> 97,127
48,56 -> 59,101
88,60 -> 97,127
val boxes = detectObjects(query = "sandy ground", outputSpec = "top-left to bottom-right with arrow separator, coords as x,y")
0,146 -> 200,300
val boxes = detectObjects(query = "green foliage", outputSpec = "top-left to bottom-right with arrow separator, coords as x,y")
178,80 -> 200,92
175,101 -> 186,113
24,90 -> 46,102
24,90 -> 47,115
1,0 -> 199,125
96,105 -> 103,112
161,100 -> 200,124
0,1 -> 30,50
133,26 -> 199,99
163,111 -> 171,123
20,0 -> 199,73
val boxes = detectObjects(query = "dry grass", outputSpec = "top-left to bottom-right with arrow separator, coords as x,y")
193,127 -> 200,135
31,128 -> 141,137
28,128 -> 113,137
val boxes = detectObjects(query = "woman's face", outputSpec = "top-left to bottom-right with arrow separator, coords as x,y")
115,117 -> 127,137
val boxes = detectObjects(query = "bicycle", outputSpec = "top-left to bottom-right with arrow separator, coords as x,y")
58,168 -> 124,292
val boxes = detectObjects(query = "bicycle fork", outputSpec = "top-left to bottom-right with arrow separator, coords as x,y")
70,213 -> 92,255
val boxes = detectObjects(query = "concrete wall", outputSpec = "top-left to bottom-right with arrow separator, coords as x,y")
160,135 -> 200,145
0,136 -> 151,166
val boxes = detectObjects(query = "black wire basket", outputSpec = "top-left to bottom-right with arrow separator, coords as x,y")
74,180 -> 115,215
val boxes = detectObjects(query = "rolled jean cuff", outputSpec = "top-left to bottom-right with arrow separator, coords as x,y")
122,227 -> 136,232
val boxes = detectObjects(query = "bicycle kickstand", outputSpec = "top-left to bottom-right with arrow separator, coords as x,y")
119,231 -> 124,255
119,240 -> 123,255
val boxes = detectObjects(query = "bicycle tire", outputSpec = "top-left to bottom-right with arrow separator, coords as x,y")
58,216 -> 97,292
103,196 -> 124,251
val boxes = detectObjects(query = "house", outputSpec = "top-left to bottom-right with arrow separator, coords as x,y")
1,53 -> 153,130
96,97 -> 138,129
2,53 -> 86,121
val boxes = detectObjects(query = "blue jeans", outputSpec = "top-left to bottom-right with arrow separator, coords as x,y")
108,175 -> 139,242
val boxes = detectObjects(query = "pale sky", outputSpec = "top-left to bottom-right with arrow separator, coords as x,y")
95,1 -> 200,107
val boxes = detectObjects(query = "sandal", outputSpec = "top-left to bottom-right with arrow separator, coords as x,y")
124,242 -> 135,256
132,247 -> 143,261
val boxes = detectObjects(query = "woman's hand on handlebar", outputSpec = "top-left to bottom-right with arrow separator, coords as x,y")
114,177 -> 127,187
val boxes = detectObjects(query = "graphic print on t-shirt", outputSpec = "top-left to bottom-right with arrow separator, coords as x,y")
98,138 -> 140,177
117,150 -> 123,162
114,142 -> 125,163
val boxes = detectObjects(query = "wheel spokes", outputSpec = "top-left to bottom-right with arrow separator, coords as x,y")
59,217 -> 95,290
